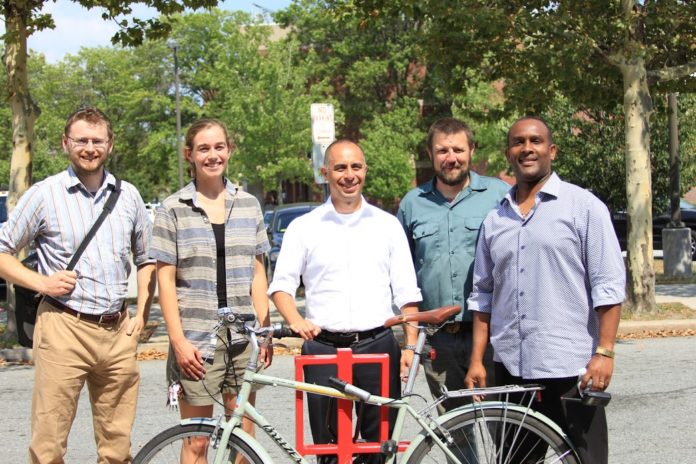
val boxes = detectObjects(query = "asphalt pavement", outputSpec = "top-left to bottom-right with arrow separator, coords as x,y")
1,284 -> 696,462
1,336 -> 694,463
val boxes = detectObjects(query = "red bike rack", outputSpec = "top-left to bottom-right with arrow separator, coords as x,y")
294,348 -> 408,463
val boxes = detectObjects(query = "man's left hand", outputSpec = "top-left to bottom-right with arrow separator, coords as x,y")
126,314 -> 145,337
400,349 -> 414,382
259,344 -> 273,368
581,355 -> 614,391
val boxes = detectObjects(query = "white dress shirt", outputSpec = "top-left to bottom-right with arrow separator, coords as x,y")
268,198 -> 422,332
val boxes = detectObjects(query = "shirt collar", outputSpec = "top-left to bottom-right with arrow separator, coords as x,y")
179,177 -> 238,203
65,165 -> 115,195
424,171 -> 487,200
322,195 -> 368,219
505,171 -> 561,204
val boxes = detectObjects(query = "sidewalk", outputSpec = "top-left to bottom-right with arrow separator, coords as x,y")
2,284 -> 696,362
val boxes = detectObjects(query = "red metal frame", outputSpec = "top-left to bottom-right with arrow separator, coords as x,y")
294,348 -> 391,463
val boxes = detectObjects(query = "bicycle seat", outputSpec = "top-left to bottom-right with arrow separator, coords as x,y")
383,305 -> 461,328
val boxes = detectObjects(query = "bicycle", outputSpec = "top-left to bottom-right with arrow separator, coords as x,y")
134,305 -> 581,463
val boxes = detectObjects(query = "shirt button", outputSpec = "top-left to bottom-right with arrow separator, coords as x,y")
453,273 -> 458,278
519,291 -> 524,296
520,268 -> 524,273
450,250 -> 455,255
521,245 -> 525,250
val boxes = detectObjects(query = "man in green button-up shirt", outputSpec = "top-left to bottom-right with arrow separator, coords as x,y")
397,117 -> 509,413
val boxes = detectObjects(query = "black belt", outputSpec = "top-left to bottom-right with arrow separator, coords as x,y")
45,297 -> 125,324
315,326 -> 389,347
440,321 -> 473,334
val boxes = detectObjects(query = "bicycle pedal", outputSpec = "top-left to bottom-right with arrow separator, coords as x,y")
380,440 -> 398,456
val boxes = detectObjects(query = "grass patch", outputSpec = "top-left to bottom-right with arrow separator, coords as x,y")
0,323 -> 21,349
654,260 -> 696,284
622,302 -> 696,320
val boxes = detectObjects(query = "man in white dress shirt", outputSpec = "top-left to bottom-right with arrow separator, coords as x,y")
268,140 -> 422,464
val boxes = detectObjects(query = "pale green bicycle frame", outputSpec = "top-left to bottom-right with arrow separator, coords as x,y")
167,324 -> 577,464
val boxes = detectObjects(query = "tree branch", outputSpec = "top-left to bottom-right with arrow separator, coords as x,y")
648,61 -> 696,82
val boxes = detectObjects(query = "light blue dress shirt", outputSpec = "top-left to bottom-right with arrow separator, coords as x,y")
468,173 -> 625,378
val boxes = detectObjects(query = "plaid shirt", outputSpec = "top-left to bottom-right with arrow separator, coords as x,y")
150,180 -> 269,358
0,166 -> 152,315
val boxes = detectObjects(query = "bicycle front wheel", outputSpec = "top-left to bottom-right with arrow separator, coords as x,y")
407,407 -> 579,464
134,423 -> 264,464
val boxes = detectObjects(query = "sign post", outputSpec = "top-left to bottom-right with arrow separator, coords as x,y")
310,104 -> 335,197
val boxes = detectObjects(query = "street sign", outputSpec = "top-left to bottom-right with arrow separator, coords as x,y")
310,103 -> 335,185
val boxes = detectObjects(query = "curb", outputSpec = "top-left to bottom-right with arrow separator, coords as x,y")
617,319 -> 696,335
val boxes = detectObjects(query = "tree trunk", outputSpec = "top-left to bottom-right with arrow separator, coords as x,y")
3,0 -> 40,340
620,57 -> 656,314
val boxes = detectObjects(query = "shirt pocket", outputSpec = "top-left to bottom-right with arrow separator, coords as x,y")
462,217 -> 485,253
412,223 -> 440,265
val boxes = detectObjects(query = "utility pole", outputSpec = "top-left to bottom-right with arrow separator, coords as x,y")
168,40 -> 185,189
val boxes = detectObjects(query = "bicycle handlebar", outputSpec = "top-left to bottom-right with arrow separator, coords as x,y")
328,376 -> 371,402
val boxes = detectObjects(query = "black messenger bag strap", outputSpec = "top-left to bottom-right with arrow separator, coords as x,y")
65,178 -> 122,271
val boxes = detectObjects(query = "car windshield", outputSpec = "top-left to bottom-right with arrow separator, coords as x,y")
276,210 -> 308,232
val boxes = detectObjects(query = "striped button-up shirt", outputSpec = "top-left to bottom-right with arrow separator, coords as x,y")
0,167 -> 152,315
468,173 -> 625,379
150,180 -> 269,358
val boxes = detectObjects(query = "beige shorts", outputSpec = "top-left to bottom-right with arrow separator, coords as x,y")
167,330 -> 262,406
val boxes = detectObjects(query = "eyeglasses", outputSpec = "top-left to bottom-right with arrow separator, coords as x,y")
66,136 -> 110,149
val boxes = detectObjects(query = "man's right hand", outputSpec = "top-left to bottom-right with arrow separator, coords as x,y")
173,339 -> 206,380
464,361 -> 487,389
42,270 -> 78,297
289,318 -> 321,340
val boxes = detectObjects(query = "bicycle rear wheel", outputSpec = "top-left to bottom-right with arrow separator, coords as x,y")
134,423 -> 264,464
406,407 -> 579,464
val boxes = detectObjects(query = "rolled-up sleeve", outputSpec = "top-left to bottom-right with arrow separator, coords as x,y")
267,220 -> 303,297
0,185 -> 43,255
585,198 -> 626,308
150,204 -> 178,265
467,220 -> 495,313
388,220 -> 422,309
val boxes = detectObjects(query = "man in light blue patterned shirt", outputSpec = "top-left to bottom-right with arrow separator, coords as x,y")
466,116 -> 625,464
0,107 -> 155,463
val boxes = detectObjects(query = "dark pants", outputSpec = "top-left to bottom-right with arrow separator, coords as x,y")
495,363 -> 608,464
302,329 -> 401,464
422,323 -> 496,414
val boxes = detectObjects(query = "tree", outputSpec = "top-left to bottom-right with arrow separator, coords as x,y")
360,100 -> 423,211
356,0 -> 696,314
0,0 -> 219,340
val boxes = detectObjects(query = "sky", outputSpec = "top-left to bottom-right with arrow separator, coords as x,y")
17,0 -> 293,63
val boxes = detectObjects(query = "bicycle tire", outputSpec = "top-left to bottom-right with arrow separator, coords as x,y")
406,406 -> 580,464
133,423 -> 265,464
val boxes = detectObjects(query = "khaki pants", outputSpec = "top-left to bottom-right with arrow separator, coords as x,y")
29,301 -> 140,464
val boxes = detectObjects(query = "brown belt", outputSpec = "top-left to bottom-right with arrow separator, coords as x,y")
441,321 -> 472,334
45,297 -> 125,324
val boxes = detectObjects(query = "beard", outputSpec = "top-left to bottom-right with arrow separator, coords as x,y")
435,166 -> 469,186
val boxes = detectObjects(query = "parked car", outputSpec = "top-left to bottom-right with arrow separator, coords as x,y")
612,199 -> 696,258
265,202 -> 320,280
263,209 -> 274,229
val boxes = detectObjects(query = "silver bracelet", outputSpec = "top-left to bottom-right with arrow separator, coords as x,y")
403,344 -> 417,351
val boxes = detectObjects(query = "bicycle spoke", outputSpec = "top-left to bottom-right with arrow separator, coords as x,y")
406,407 -> 579,464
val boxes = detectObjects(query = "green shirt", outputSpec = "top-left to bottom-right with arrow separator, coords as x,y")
397,172 -> 509,321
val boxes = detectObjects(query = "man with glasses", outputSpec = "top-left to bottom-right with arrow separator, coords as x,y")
0,106 -> 156,463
